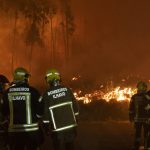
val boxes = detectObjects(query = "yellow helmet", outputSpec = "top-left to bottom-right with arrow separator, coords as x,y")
136,81 -> 147,91
45,69 -> 61,83
13,67 -> 30,81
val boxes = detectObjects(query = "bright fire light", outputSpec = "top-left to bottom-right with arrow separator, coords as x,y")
102,87 -> 136,102
74,86 -> 137,104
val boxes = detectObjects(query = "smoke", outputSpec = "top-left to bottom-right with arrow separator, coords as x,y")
70,0 -> 150,82
0,0 -> 150,88
0,0 -> 76,88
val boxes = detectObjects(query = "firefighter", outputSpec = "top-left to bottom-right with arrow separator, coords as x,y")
144,90 -> 150,150
129,81 -> 149,150
1,67 -> 43,150
42,69 -> 79,150
0,75 -> 9,150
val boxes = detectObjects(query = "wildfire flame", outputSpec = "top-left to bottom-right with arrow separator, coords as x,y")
74,86 -> 137,104
71,75 -> 137,104
102,87 -> 136,102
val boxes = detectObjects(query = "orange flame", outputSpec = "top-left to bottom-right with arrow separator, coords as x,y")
102,86 -> 136,102
74,86 -> 137,104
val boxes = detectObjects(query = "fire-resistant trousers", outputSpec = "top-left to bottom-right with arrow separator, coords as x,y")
51,129 -> 77,150
133,122 -> 148,150
0,132 -> 8,150
8,131 -> 40,150
144,123 -> 150,150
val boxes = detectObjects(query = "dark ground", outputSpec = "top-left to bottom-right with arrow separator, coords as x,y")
42,121 -> 137,150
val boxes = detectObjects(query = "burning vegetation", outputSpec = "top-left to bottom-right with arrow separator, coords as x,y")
69,75 -> 147,121
71,75 -> 137,104
74,86 -> 137,104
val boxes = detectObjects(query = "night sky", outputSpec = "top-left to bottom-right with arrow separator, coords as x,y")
0,0 -> 150,85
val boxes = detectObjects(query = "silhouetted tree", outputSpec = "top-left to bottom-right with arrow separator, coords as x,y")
0,0 -> 75,70
60,0 -> 75,64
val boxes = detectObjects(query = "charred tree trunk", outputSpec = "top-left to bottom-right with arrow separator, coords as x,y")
65,14 -> 70,63
50,16 -> 55,66
12,10 -> 18,73
61,21 -> 68,66
29,44 -> 34,72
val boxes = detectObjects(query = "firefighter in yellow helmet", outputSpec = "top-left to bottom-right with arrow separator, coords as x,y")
0,75 -> 9,150
144,85 -> 150,150
13,67 -> 30,83
42,69 -> 79,150
1,67 -> 43,150
129,81 -> 149,150
45,69 -> 61,86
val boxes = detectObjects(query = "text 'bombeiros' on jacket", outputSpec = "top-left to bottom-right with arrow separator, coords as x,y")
1,82 -> 43,132
42,85 -> 79,132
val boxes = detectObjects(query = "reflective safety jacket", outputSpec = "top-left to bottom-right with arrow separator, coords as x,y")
129,92 -> 150,122
1,82 -> 42,132
42,85 -> 79,132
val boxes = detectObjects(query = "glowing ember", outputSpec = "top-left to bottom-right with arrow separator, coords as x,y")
74,86 -> 137,104
71,75 -> 81,81
72,77 -> 78,81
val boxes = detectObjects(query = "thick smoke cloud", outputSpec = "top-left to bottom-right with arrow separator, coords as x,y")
0,0 -> 150,88
70,0 -> 150,81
